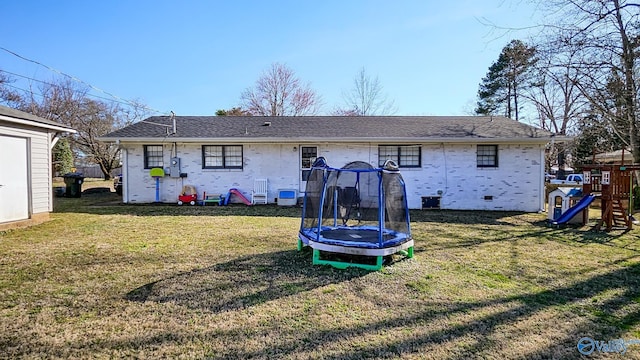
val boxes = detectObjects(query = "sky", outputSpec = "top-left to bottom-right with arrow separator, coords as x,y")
0,1 -> 541,117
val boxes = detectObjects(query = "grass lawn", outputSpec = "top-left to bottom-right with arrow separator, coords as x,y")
1,182 -> 640,358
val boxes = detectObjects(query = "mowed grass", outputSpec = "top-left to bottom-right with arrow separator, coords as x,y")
1,185 -> 640,359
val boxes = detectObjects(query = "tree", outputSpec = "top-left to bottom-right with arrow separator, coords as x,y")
215,107 -> 251,116
523,45 -> 586,135
36,81 -> 134,180
572,110 -> 627,165
519,44 -> 588,175
335,67 -> 396,116
476,39 -> 537,121
52,137 -> 74,176
0,76 -> 147,179
537,0 -> 640,162
0,72 -> 23,109
240,63 -> 321,116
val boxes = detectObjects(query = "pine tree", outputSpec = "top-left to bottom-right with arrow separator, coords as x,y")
52,137 -> 74,176
476,40 -> 536,121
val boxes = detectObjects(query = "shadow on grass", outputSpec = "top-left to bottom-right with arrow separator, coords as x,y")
210,261 -> 640,359
309,262 -> 640,359
409,209 -> 531,226
115,254 -> 640,358
125,249 -> 369,313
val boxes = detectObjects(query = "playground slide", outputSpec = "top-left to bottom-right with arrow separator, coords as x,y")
224,188 -> 252,205
550,194 -> 596,225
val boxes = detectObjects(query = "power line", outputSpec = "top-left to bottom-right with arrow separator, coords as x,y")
0,69 -> 159,111
0,46 -> 166,115
2,82 -> 45,99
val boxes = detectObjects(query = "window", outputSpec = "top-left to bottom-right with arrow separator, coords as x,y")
144,145 -> 164,169
301,146 -> 317,169
301,146 -> 317,181
202,145 -> 243,169
378,145 -> 421,168
477,145 -> 498,167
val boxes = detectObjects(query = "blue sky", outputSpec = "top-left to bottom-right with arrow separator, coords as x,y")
0,1 -> 540,117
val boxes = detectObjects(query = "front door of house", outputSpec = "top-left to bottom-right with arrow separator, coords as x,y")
0,135 -> 29,223
299,146 -> 318,193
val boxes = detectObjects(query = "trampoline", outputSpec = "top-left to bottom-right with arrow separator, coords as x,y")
298,157 -> 414,270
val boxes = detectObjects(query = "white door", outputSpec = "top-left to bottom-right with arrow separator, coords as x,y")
0,136 -> 29,222
299,146 -> 318,193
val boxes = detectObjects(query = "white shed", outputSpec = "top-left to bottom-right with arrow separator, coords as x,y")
0,105 -> 75,230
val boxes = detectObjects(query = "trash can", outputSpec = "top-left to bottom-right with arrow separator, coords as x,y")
63,172 -> 85,198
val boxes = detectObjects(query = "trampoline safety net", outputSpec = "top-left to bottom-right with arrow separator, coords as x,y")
300,157 -> 411,247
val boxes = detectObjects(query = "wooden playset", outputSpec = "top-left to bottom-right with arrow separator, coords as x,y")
580,164 -> 638,231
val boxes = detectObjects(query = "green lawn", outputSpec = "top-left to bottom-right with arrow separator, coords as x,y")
1,187 -> 639,359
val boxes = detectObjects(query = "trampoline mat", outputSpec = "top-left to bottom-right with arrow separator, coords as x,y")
319,228 -> 395,243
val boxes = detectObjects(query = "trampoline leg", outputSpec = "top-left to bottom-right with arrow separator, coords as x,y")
374,255 -> 383,269
312,249 -> 322,265
397,246 -> 414,259
297,238 -> 303,251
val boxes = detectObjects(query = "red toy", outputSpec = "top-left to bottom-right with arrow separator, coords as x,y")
178,185 -> 197,205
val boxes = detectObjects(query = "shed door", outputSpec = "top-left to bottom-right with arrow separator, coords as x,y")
0,136 -> 29,222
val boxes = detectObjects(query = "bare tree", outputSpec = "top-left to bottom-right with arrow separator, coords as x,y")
521,44 -> 588,175
0,76 -> 148,179
336,67 -> 397,116
523,45 -> 587,136
39,81 -> 147,179
240,63 -> 321,116
538,0 -> 640,161
0,72 -> 26,109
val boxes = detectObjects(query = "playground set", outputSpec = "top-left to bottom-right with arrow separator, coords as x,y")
549,163 -> 638,231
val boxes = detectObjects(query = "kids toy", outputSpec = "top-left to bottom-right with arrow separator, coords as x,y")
178,185 -> 197,205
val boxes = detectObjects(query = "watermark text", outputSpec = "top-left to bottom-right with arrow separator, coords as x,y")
577,337 -> 640,355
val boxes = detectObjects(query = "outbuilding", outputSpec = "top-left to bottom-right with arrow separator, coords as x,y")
0,105 -> 76,230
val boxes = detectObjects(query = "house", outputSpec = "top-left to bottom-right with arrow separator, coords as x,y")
593,148 -> 634,165
0,105 -> 76,230
98,115 -> 562,212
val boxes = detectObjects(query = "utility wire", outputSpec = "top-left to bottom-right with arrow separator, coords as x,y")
0,46 -> 166,115
0,69 -> 159,111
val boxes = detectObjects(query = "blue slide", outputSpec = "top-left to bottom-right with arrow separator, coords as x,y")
550,194 -> 596,225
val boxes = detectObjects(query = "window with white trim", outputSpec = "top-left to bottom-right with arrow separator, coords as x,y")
378,145 -> 421,168
202,145 -> 243,169
477,145 -> 498,167
144,145 -> 164,169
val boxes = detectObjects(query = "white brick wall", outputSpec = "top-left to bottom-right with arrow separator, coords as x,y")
120,142 -> 545,212
402,143 -> 544,211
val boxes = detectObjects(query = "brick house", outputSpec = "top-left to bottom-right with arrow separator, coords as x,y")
99,115 -> 559,212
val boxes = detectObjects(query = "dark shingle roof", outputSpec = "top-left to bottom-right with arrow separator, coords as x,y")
0,105 -> 75,132
100,115 -> 553,143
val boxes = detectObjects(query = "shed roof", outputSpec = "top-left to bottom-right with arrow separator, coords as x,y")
0,105 -> 76,133
100,115 -> 558,144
